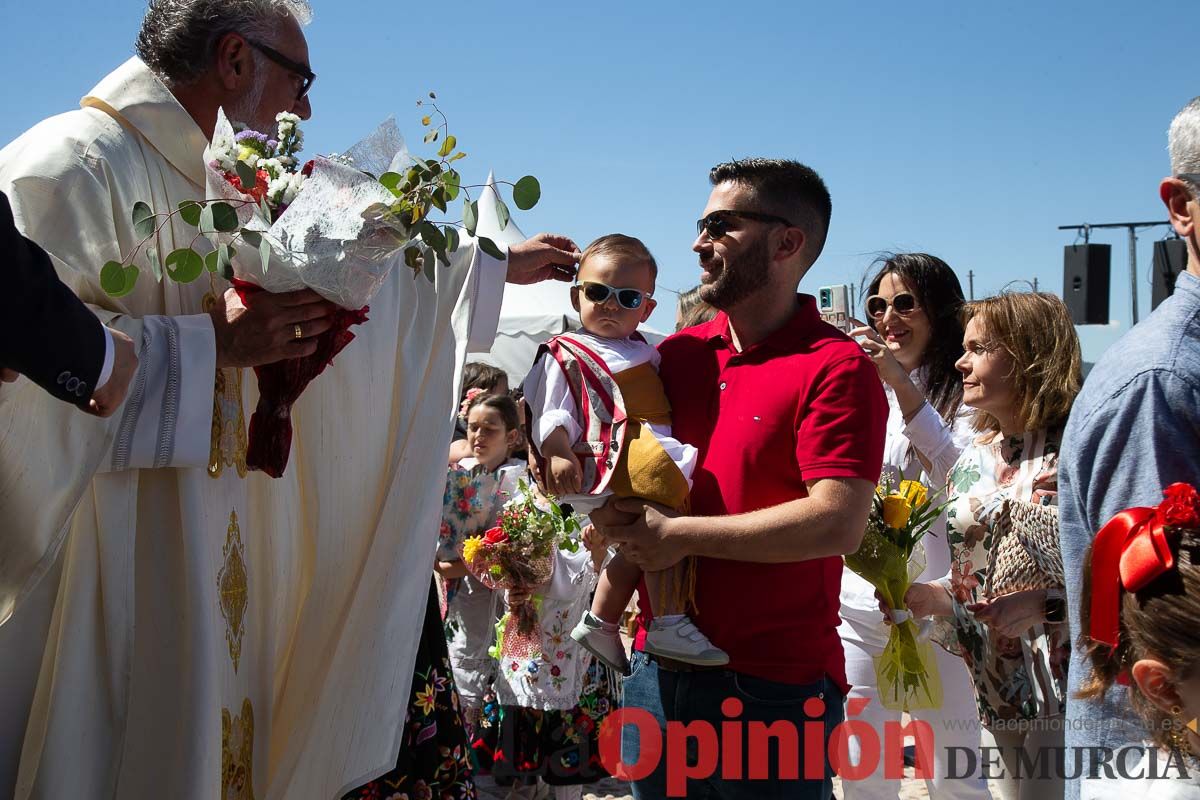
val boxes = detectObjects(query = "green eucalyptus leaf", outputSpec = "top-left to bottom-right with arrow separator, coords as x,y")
132,201 -> 156,238
443,170 -> 461,201
210,202 -> 240,233
423,129 -> 438,144
259,238 -> 271,275
235,160 -> 258,190
239,229 -> 262,248
421,115 -> 431,126
512,175 -> 541,211
257,197 -> 273,226
418,221 -> 445,251
448,152 -> 467,163
379,172 -> 402,193
178,200 -> 204,227
423,248 -> 437,283
478,236 -> 506,261
437,134 -> 456,158
199,204 -> 215,234
218,243 -> 235,281
164,248 -> 205,283
495,196 -> 511,231
205,250 -> 220,273
444,226 -> 460,253
100,260 -> 129,296
463,199 -> 478,236
146,247 -> 162,282
430,187 -> 447,213
404,245 -> 422,271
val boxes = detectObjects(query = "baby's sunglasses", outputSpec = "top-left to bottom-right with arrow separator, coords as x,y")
574,281 -> 650,310
865,292 -> 920,320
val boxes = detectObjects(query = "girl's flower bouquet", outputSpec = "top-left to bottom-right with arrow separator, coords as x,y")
458,481 -> 580,658
100,96 -> 542,478
845,478 -> 946,711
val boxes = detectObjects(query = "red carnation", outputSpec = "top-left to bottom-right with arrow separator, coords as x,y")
483,526 -> 509,545
1160,483 -> 1200,527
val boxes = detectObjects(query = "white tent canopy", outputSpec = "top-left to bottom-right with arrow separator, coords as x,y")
466,173 -> 664,385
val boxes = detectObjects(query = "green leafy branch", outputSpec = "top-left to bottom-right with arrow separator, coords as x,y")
100,196 -> 277,297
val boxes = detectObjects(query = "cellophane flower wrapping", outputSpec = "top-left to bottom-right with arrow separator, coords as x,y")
458,483 -> 581,659
844,484 -> 944,712
205,111 -> 418,477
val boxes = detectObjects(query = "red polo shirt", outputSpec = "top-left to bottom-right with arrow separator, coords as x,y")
634,295 -> 887,692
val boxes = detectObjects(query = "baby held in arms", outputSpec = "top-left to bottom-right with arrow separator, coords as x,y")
522,234 -> 726,671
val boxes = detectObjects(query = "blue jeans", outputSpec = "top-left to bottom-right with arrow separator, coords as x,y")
618,651 -> 844,800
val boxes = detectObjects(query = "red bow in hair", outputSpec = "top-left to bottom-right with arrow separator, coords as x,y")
1089,483 -> 1199,657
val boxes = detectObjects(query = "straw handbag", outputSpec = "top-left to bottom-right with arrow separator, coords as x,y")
984,498 -> 1065,598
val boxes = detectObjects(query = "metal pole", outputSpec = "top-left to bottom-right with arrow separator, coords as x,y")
1033,277 -> 1039,293
1128,226 -> 1139,325
968,270 -> 975,300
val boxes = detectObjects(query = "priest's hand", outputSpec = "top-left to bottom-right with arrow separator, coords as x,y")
208,287 -> 337,369
86,327 -> 138,417
505,233 -> 581,285
601,498 -> 687,572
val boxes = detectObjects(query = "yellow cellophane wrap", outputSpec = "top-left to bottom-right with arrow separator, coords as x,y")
845,526 -> 943,712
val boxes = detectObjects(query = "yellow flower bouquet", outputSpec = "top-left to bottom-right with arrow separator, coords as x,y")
844,478 -> 946,711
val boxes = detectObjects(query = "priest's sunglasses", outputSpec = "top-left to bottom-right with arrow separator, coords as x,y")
696,209 -> 796,240
247,39 -> 316,101
574,281 -> 651,310
865,292 -> 921,320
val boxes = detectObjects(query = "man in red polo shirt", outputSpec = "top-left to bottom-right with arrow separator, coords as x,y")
597,159 -> 887,799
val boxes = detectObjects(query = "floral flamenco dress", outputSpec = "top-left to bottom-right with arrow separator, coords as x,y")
472,547 -> 616,792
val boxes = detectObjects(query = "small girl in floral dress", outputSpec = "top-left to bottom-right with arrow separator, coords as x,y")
473,524 -> 615,800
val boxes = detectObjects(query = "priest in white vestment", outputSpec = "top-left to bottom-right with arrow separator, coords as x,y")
0,3 -> 579,798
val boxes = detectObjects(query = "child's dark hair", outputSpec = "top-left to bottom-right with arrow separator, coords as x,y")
1078,527 -> 1200,750
462,362 -> 508,395
465,392 -> 520,433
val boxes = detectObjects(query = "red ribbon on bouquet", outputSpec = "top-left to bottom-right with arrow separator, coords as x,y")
232,279 -> 369,478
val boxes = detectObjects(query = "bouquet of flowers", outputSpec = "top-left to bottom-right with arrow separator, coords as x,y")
100,96 -> 542,478
845,478 -> 946,711
458,480 -> 580,658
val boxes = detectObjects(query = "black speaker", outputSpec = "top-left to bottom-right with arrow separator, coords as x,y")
1152,239 -> 1187,310
1063,244 -> 1111,325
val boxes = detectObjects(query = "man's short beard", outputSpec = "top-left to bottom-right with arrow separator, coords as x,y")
699,235 -> 771,311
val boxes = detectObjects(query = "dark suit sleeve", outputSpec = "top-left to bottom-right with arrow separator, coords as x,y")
1,190 -> 106,407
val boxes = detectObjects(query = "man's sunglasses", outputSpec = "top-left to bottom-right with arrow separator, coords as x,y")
865,292 -> 920,320
247,39 -> 315,101
696,209 -> 796,240
574,281 -> 650,310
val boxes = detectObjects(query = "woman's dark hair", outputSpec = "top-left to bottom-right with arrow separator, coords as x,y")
465,392 -> 520,433
461,362 -> 508,395
866,253 -> 966,421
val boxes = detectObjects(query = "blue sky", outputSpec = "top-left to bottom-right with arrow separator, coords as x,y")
1,1 -> 1190,353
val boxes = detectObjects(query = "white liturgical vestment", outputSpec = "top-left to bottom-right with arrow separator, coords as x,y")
0,57 -> 505,799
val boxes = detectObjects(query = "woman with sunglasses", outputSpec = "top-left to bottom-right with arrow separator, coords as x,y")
839,253 -> 992,800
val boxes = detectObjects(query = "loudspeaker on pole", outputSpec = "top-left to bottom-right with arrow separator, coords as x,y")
1063,244 -> 1111,325
1152,239 -> 1187,310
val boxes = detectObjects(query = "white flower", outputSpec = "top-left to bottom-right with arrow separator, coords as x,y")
257,157 -> 285,180
268,171 -> 306,207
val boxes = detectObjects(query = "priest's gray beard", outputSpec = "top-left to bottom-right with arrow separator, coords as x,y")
227,64 -> 271,133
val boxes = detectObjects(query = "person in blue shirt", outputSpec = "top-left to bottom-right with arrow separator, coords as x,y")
1060,95 -> 1200,798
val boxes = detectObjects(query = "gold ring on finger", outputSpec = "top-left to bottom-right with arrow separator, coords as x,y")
293,324 -> 303,340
